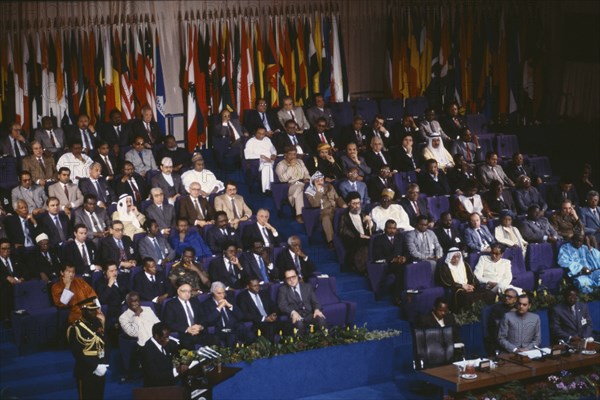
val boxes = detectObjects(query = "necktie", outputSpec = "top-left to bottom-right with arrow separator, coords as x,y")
446,229 -> 452,238
226,260 -> 234,275
257,256 -> 269,283
289,110 -> 296,123
13,138 -> 22,158
80,243 -> 90,265
94,181 -> 104,202
38,158 -> 46,174
44,252 -> 52,263
389,236 -> 394,245
152,238 -> 163,261
231,198 -> 240,219
138,151 -> 146,166
518,166 -> 526,175
221,307 -> 229,327
104,156 -> 114,175
90,213 -> 102,233
83,130 -> 92,150
116,125 -> 121,138
129,179 -> 142,202
150,274 -> 155,283
572,306 -> 577,318
378,152 -> 386,165
262,227 -> 270,245
161,346 -> 166,355
592,209 -> 599,221
355,130 -> 362,143
291,135 -> 298,145
319,133 -> 326,143
4,258 -> 13,274
184,301 -> 194,327
145,123 -> 154,144
466,144 -> 472,162
64,184 -> 69,199
117,240 -> 126,261
477,229 -> 489,247
294,254 -> 300,269
293,286 -> 302,303
470,198 -> 475,206
254,293 -> 267,317
413,201 -> 420,216
351,182 -> 357,191
261,112 -> 266,124
194,199 -> 204,219
22,219 -> 33,246
221,228 -> 227,236
54,215 -> 66,242
228,122 -> 236,144
48,131 -> 57,147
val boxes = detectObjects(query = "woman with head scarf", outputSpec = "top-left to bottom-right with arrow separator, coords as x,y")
112,194 -> 146,239
422,133 -> 455,172
438,248 -> 496,311
305,171 -> 346,248
494,211 -> 528,257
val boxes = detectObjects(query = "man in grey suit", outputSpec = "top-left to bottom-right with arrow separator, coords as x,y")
519,204 -> 559,244
498,294 -> 541,353
34,116 -> 66,156
477,152 -> 515,189
277,96 -> 310,132
405,215 -> 443,273
145,188 -> 175,235
74,194 -> 110,246
138,219 -> 175,267
580,191 -> 600,247
11,171 -> 47,215
151,157 -> 184,205
550,286 -> 594,344
48,167 -> 84,216
305,93 -> 335,129
1,122 -> 31,161
125,136 -> 157,177
277,267 -> 326,335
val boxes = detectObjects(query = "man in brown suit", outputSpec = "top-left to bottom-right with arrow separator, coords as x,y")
179,182 -> 215,229
48,167 -> 84,217
213,181 -> 253,229
21,140 -> 57,186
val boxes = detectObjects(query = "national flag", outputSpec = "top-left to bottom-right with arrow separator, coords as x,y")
208,21 -> 220,114
195,21 -> 210,147
31,32 -> 43,129
103,26 -> 116,118
120,26 -> 134,121
330,15 -> 344,102
308,17 -> 320,95
65,30 -> 77,118
54,30 -> 67,123
296,17 -> 308,105
286,18 -> 297,102
184,22 -> 198,152
278,16 -> 291,99
336,16 -> 350,102
265,16 -> 279,107
236,16 -> 253,117
144,25 -> 157,120
154,27 -> 166,133
253,20 -> 265,101
132,26 -> 145,113
22,33 -> 32,132
87,28 -> 99,124
320,16 -> 331,99
220,21 -> 234,112
95,26 -> 106,122
111,27 -> 122,116
13,33 -> 24,126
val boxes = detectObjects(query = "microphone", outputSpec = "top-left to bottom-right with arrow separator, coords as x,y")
559,339 -> 575,355
534,345 -> 550,360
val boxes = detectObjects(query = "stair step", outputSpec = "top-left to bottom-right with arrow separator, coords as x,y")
335,276 -> 370,292
2,370 -> 75,397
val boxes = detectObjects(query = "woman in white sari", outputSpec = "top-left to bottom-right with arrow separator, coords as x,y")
494,211 -> 528,257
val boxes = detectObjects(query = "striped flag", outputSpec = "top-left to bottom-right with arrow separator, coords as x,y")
184,23 -> 198,151
144,25 -> 157,120
120,26 -> 134,121
265,16 -> 279,107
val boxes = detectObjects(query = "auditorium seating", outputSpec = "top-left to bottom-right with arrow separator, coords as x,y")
404,96 -> 429,118
379,99 -> 405,122
354,99 -> 379,125
401,261 -> 445,322
312,276 -> 357,327
495,134 -> 520,159
503,246 -> 535,291
526,243 -> 564,293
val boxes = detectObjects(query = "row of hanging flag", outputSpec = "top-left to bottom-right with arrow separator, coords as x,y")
0,11 -> 349,149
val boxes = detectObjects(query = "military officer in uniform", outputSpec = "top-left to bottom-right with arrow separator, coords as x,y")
168,247 -> 212,295
67,296 -> 109,400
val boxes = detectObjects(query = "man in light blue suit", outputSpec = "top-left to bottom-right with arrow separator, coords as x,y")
580,190 -> 600,248
464,213 -> 497,253
338,167 -> 370,210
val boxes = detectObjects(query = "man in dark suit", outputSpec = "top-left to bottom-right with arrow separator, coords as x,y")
179,183 -> 216,229
130,105 -> 163,146
4,199 -> 42,247
132,257 -> 170,304
99,109 -> 133,152
99,220 -> 137,271
416,297 -> 461,343
201,281 -> 256,347
205,211 -> 241,254
241,208 -> 280,250
1,122 -> 31,164
34,116 -> 66,156
93,141 -> 118,181
371,220 -> 407,305
306,93 -> 335,129
550,286 -> 594,344
237,277 -> 286,341
433,212 -> 465,253
212,109 -> 248,170
240,240 -> 279,284
367,165 -> 399,203
243,98 -> 282,137
208,244 -> 247,289
163,282 -> 220,349
519,204 -> 559,244
39,197 -> 72,247
482,180 -> 517,219
305,117 -> 336,155
115,161 -> 147,207
548,178 -> 581,211
78,162 -> 115,208
364,115 -> 393,150
145,188 -> 176,235
63,224 -> 99,276
364,136 -> 394,174
439,102 -> 467,141
400,183 -> 435,228
140,322 -> 182,387
418,159 -> 451,197
277,267 -> 326,335
274,120 -> 309,155
0,238 -> 29,322
31,233 -> 62,281
337,116 -> 368,153
505,153 -> 541,186
580,191 -> 600,246
155,135 -> 191,173
275,235 -> 316,281
93,262 -> 129,333
66,114 -> 100,154
151,157 -> 185,204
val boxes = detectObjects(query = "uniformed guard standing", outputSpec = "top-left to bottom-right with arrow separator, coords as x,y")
67,296 -> 109,400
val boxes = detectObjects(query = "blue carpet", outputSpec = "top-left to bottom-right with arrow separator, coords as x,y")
0,154 -> 419,399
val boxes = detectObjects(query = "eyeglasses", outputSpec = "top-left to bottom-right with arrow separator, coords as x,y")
285,275 -> 298,281
135,142 -> 145,145
0,246 -> 11,250
517,302 -> 529,307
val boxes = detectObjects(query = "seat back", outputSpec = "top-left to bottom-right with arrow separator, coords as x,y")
477,134 -> 495,156
413,326 -> 454,368
404,261 -> 435,290
0,157 -> 19,189
503,246 -> 526,274
14,280 -> 52,311
393,171 -> 417,196
528,156 -> 553,178
466,114 -> 488,135
354,99 -> 380,125
526,242 -> 554,273
427,196 -> 450,221
405,97 -> 429,118
380,99 -> 404,121
329,102 -> 353,127
313,277 -> 341,306
495,135 -> 519,159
